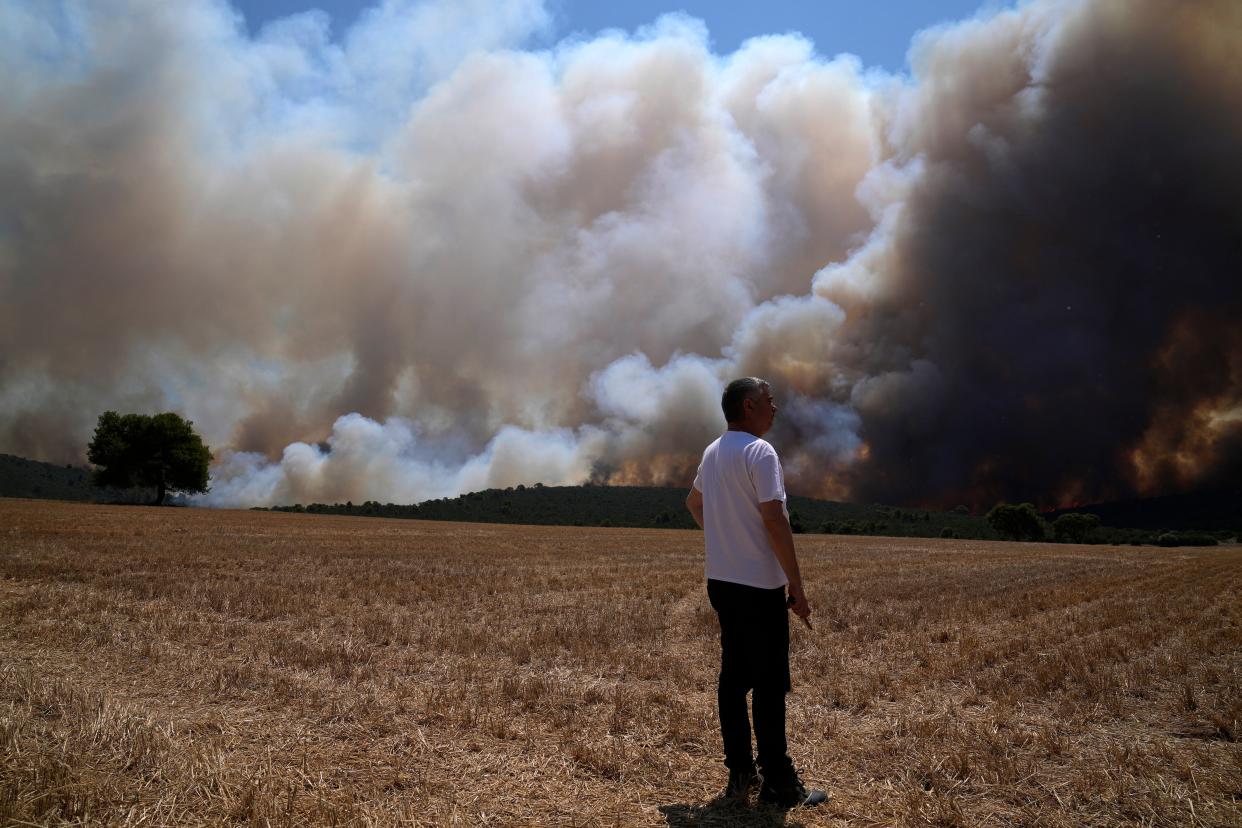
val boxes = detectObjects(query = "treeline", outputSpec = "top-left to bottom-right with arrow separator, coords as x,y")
262,484 -> 702,529
985,502 -> 1229,546
260,486 -> 1236,546
259,484 -> 996,537
253,486 -> 953,541
4,450 -> 1235,546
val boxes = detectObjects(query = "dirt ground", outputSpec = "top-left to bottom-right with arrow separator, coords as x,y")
1,498 -> 1239,826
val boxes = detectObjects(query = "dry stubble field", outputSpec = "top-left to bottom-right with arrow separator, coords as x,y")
1,498 -> 1240,827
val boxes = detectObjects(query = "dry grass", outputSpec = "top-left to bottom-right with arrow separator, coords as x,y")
1,498 -> 1239,827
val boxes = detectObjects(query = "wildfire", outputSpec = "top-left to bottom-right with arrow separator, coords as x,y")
1128,312 -> 1242,494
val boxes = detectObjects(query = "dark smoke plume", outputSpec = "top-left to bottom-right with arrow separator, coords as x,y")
796,0 -> 1242,507
0,0 -> 1238,508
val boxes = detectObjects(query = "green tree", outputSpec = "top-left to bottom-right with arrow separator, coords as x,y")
986,502 -> 1047,542
1052,512 -> 1101,543
87,411 -> 211,505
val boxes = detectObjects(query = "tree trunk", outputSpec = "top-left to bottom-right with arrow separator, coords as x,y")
154,480 -> 166,506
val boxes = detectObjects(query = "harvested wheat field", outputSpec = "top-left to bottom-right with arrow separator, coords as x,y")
1,499 -> 1240,827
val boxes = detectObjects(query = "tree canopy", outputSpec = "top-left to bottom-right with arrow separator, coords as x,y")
1052,512 -> 1101,543
985,502 -> 1047,542
87,411 -> 212,505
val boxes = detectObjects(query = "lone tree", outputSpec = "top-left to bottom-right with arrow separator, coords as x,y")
1052,512 -> 1101,543
986,502 -> 1047,542
87,411 -> 212,505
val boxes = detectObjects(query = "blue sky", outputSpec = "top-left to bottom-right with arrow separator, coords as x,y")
232,0 -> 1010,72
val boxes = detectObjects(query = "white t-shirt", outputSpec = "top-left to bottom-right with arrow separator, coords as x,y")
692,430 -> 789,589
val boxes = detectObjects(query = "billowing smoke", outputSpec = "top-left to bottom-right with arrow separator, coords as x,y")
1,0 -> 1239,508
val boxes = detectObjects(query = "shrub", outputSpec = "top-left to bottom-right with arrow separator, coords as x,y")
1053,513 -> 1100,543
1158,532 -> 1218,547
940,527 -> 956,539
986,502 -> 1048,541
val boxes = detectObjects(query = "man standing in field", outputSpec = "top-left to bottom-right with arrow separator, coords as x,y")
685,377 -> 827,809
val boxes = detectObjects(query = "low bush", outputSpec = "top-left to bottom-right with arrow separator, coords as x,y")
1158,532 -> 1218,547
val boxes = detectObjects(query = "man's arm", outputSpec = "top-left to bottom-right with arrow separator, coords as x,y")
760,499 -> 810,620
685,486 -> 704,529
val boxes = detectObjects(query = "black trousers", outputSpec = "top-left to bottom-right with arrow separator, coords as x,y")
706,578 -> 793,777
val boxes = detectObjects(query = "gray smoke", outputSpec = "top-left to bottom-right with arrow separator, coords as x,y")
1,0 -> 1238,508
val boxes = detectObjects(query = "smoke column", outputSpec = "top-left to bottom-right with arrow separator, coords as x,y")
1,0 -> 1239,508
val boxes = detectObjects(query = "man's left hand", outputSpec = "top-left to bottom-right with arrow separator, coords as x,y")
787,583 -> 812,629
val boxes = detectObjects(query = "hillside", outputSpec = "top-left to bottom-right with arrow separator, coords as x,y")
0,453 -> 151,504
1048,488 -> 1242,532
0,453 -> 95,501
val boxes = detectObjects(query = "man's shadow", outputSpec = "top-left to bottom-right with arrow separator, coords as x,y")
659,798 -> 804,828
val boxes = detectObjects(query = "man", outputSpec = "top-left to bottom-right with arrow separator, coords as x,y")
685,377 -> 827,809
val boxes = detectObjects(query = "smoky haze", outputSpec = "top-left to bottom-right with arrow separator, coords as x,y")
1,0 -> 1239,509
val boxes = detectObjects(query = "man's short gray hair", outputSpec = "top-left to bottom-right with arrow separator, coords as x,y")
721,377 -> 769,423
